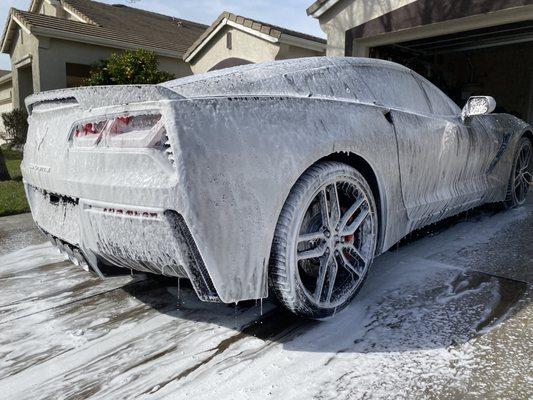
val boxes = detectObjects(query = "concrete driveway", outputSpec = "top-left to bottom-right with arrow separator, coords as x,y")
0,195 -> 531,399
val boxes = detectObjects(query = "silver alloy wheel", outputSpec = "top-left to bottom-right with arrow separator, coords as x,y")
513,141 -> 532,204
295,179 -> 375,309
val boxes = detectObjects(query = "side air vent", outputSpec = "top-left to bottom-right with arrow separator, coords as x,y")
165,210 -> 220,302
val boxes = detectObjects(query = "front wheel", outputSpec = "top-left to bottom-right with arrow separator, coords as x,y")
269,162 -> 378,319
504,137 -> 532,208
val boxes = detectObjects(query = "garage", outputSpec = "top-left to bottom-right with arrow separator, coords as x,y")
309,0 -> 533,124
370,21 -> 533,124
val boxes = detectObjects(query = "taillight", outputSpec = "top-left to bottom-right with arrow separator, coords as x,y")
71,113 -> 165,149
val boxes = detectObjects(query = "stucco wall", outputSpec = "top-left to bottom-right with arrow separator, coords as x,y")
316,0 -> 417,56
190,25 -> 281,74
36,37 -> 192,92
9,28 -> 40,109
276,43 -> 324,60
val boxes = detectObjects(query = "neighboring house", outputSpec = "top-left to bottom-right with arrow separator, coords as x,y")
0,0 -> 208,110
0,69 -> 13,139
184,12 -> 326,74
0,1 -> 327,116
307,0 -> 533,124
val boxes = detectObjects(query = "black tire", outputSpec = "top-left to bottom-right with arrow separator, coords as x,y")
504,137 -> 532,208
269,162 -> 378,319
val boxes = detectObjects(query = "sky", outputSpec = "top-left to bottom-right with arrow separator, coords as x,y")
0,0 -> 324,70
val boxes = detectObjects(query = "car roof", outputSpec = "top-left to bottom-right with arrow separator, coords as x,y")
161,57 -> 411,99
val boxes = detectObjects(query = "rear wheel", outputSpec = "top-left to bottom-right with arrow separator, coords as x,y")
269,162 -> 378,319
505,137 -> 532,208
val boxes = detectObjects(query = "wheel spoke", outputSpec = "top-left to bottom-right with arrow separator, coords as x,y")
327,183 -> 341,229
339,250 -> 361,278
314,252 -> 331,301
341,208 -> 370,236
515,174 -> 522,189
298,242 -> 327,260
319,189 -> 330,229
520,148 -> 531,170
325,257 -> 338,304
338,196 -> 365,231
343,243 -> 368,266
298,231 -> 326,244
521,179 -> 528,199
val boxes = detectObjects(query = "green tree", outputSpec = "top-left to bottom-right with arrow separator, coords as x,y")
84,49 -> 175,86
1,108 -> 29,149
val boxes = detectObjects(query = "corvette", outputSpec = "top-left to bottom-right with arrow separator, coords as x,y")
22,57 -> 532,318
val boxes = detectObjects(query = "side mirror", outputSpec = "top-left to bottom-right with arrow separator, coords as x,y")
461,96 -> 496,120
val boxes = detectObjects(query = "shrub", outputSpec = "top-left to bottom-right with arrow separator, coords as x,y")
0,147 -> 10,181
84,49 -> 175,86
1,108 -> 28,149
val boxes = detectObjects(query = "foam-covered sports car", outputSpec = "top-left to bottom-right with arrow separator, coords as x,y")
22,57 -> 532,318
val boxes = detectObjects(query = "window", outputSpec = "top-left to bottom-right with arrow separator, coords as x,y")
226,32 -> 232,50
359,66 -> 431,115
417,77 -> 460,116
66,63 -> 91,88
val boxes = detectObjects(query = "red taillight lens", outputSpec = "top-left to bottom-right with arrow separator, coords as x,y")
71,113 -> 164,149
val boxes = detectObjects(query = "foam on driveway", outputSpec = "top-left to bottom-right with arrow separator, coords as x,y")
0,196 -> 531,399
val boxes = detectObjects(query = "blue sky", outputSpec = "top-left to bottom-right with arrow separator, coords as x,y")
0,0 -> 324,70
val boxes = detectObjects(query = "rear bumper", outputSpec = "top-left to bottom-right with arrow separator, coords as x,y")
26,184 -> 219,302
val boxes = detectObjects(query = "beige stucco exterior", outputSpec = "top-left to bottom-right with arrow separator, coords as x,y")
190,25 -> 281,74
189,24 -> 324,75
313,0 -> 416,56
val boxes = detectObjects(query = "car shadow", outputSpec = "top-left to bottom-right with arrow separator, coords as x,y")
121,201 -> 530,356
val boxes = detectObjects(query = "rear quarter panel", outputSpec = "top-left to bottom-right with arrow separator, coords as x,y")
165,96 -> 407,302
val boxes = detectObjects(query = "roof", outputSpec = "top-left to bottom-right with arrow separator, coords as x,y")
2,0 -> 207,57
184,11 -> 326,62
163,56 -> 408,98
0,69 -> 12,85
306,0 -> 343,18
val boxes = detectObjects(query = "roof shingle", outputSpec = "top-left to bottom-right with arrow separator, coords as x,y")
184,11 -> 326,61
9,0 -> 208,57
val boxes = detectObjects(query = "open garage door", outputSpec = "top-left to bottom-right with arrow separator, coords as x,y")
370,21 -> 533,124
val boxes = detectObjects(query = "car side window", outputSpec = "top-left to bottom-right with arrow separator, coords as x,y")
417,78 -> 461,116
359,66 -> 431,115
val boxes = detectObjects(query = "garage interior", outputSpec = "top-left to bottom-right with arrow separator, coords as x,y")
370,21 -> 533,124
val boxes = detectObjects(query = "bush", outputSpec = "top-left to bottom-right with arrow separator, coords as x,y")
1,108 -> 28,148
0,147 -> 10,181
85,49 -> 175,86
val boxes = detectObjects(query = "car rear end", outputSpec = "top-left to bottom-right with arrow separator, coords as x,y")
22,85 -> 219,301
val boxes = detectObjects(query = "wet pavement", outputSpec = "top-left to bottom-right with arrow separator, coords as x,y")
0,195 -> 531,400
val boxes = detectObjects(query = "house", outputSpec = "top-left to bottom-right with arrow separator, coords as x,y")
0,0 -> 209,111
307,0 -> 533,124
184,12 -> 326,74
0,0 -> 326,125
